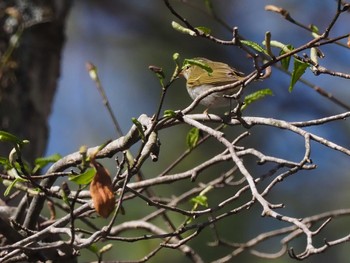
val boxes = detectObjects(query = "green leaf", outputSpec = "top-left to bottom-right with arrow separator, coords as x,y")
241,40 -> 268,55
267,40 -> 294,70
4,169 -> 27,196
0,157 -> 11,168
132,118 -> 145,141
171,21 -> 196,36
156,71 -> 165,82
7,167 -> 26,180
0,131 -> 24,145
195,26 -> 211,35
186,127 -> 200,149
242,89 -> 273,110
35,154 -> 61,166
310,24 -> 321,38
183,58 -> 213,74
289,59 -> 309,92
61,189 -> 70,205
191,195 -> 208,207
33,153 -> 62,173
173,53 -> 180,61
60,181 -> 71,205
99,244 -> 113,254
69,168 -> 96,185
87,244 -> 99,255
4,178 -> 19,196
310,24 -> 319,34
163,109 -> 177,118
269,40 -> 293,53
279,44 -> 294,70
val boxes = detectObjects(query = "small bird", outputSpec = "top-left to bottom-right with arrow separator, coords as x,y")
181,58 -> 245,109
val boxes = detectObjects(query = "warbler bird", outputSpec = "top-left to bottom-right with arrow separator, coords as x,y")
181,58 -> 245,109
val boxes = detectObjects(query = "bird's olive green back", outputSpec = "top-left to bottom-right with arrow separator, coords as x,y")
186,58 -> 244,88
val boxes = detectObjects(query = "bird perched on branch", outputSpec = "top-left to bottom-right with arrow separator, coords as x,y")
181,58 -> 245,110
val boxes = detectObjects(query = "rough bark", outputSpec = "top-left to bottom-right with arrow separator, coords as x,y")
0,0 -> 72,163
0,1 -> 75,262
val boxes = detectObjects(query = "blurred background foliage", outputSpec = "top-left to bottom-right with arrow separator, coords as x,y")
46,0 -> 350,262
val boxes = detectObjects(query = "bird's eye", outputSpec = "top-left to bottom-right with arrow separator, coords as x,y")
180,65 -> 191,74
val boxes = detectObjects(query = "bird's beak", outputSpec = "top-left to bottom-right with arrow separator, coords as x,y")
179,68 -> 185,77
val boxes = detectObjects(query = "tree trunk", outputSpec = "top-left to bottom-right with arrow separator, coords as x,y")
0,1 -> 75,261
0,0 -> 72,163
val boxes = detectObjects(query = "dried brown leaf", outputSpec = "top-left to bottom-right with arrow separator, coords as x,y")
90,159 -> 115,218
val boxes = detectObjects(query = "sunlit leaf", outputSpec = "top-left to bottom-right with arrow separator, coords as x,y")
195,26 -> 211,34
186,127 -> 200,149
33,153 -> 61,173
132,118 -> 145,141
4,169 -> 27,196
289,59 -> 309,92
310,24 -> 320,38
310,24 -> 319,34
0,157 -> 11,168
0,131 -> 24,145
173,52 -> 180,61
99,244 -> 113,254
4,179 -> 19,196
171,21 -> 196,36
279,44 -> 294,70
267,40 -> 294,70
60,181 -> 71,205
191,195 -> 208,207
163,109 -> 177,118
241,40 -> 269,55
61,188 -> 70,205
34,153 -> 61,167
7,167 -> 26,180
269,40 -> 293,53
242,89 -> 273,110
69,168 -> 96,185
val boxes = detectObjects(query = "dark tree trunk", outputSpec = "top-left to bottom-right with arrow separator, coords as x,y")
0,1 -> 75,262
0,0 -> 72,163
